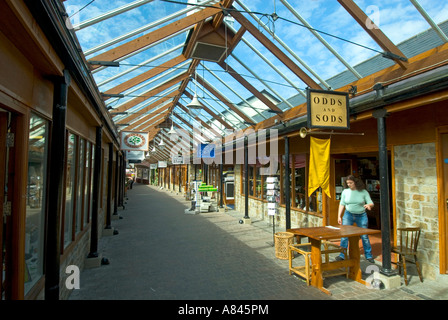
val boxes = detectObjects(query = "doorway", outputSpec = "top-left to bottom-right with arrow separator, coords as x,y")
329,152 -> 392,229
439,130 -> 448,274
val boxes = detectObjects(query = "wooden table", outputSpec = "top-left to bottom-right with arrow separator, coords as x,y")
287,225 -> 381,295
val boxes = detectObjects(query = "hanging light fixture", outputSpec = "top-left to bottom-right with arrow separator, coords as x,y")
158,137 -> 166,148
151,140 -> 157,152
167,113 -> 177,136
187,94 -> 202,109
187,69 -> 203,116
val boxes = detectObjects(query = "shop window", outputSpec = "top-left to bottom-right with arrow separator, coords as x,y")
293,155 -> 306,210
64,133 -> 77,248
25,114 -> 49,294
255,163 -> 262,198
75,138 -> 85,234
280,154 -> 322,214
83,141 -> 91,227
281,155 -> 293,205
249,165 -> 254,196
102,153 -> 107,208
89,143 -> 95,223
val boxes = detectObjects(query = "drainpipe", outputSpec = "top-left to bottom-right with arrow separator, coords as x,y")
45,69 -> 70,300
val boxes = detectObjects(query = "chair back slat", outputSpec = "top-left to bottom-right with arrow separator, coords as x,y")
397,227 -> 421,253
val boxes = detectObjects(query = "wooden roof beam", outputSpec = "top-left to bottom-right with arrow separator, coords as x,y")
229,8 -> 321,90
184,91 -> 233,130
116,91 -> 178,124
126,111 -> 168,132
122,104 -> 172,131
102,55 -> 187,98
338,0 -> 408,69
176,102 -> 222,138
196,74 -> 254,124
217,61 -> 283,114
88,5 -> 222,70
113,72 -> 189,113
212,0 -> 235,29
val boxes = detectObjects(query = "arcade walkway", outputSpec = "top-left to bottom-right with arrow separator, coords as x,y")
69,183 -> 448,301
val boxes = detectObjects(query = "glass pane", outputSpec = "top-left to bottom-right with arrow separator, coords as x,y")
249,165 -> 254,196
83,141 -> 90,227
309,189 -> 323,214
255,163 -> 262,198
76,138 -> 85,234
65,133 -> 77,248
25,114 -> 49,294
90,143 -> 95,222
293,154 -> 307,210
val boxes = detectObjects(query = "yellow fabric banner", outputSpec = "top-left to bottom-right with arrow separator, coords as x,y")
308,136 -> 331,198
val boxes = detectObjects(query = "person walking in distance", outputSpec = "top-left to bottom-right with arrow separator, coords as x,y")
336,175 -> 375,263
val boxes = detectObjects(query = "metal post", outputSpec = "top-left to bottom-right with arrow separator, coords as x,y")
219,163 -> 224,208
284,136 -> 291,230
373,109 -> 395,276
244,136 -> 249,219
88,126 -> 102,258
45,70 -> 70,300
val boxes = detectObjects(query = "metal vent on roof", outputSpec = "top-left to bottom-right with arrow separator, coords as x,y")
190,42 -> 227,62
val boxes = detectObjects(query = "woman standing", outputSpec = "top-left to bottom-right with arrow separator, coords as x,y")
336,175 -> 375,263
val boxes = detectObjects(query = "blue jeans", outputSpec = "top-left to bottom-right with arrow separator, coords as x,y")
338,211 -> 373,260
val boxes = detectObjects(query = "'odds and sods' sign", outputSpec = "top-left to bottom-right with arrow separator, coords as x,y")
307,89 -> 350,130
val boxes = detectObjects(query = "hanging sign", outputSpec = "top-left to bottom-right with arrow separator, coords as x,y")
307,89 -> 350,130
158,161 -> 167,168
172,155 -> 184,164
120,131 -> 149,151
197,143 -> 215,159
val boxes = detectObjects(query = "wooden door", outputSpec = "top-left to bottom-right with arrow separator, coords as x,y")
440,131 -> 448,274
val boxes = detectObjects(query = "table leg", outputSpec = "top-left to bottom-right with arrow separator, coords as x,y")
310,239 -> 331,295
348,236 -> 362,283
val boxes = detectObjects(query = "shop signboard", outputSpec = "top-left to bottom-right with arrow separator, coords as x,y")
158,161 -> 167,168
120,131 -> 149,151
307,89 -> 350,130
172,155 -> 184,164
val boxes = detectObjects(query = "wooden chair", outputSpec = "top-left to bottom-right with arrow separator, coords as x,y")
288,241 -> 348,285
322,241 -> 349,279
391,227 -> 423,286
288,243 -> 312,285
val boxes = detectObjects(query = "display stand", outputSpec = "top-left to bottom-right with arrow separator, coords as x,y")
184,180 -> 201,214
266,177 -> 279,246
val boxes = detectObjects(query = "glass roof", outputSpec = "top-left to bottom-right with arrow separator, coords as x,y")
63,0 -> 448,159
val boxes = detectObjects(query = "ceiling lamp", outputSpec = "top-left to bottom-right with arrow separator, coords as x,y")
167,113 -> 177,136
187,93 -> 202,109
158,137 -> 166,148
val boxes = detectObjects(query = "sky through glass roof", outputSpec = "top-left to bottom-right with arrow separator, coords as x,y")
63,0 -> 448,155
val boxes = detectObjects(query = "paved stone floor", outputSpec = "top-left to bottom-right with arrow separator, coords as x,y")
69,183 -> 448,305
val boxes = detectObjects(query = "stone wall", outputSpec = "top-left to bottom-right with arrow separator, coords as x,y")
394,142 -> 439,279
